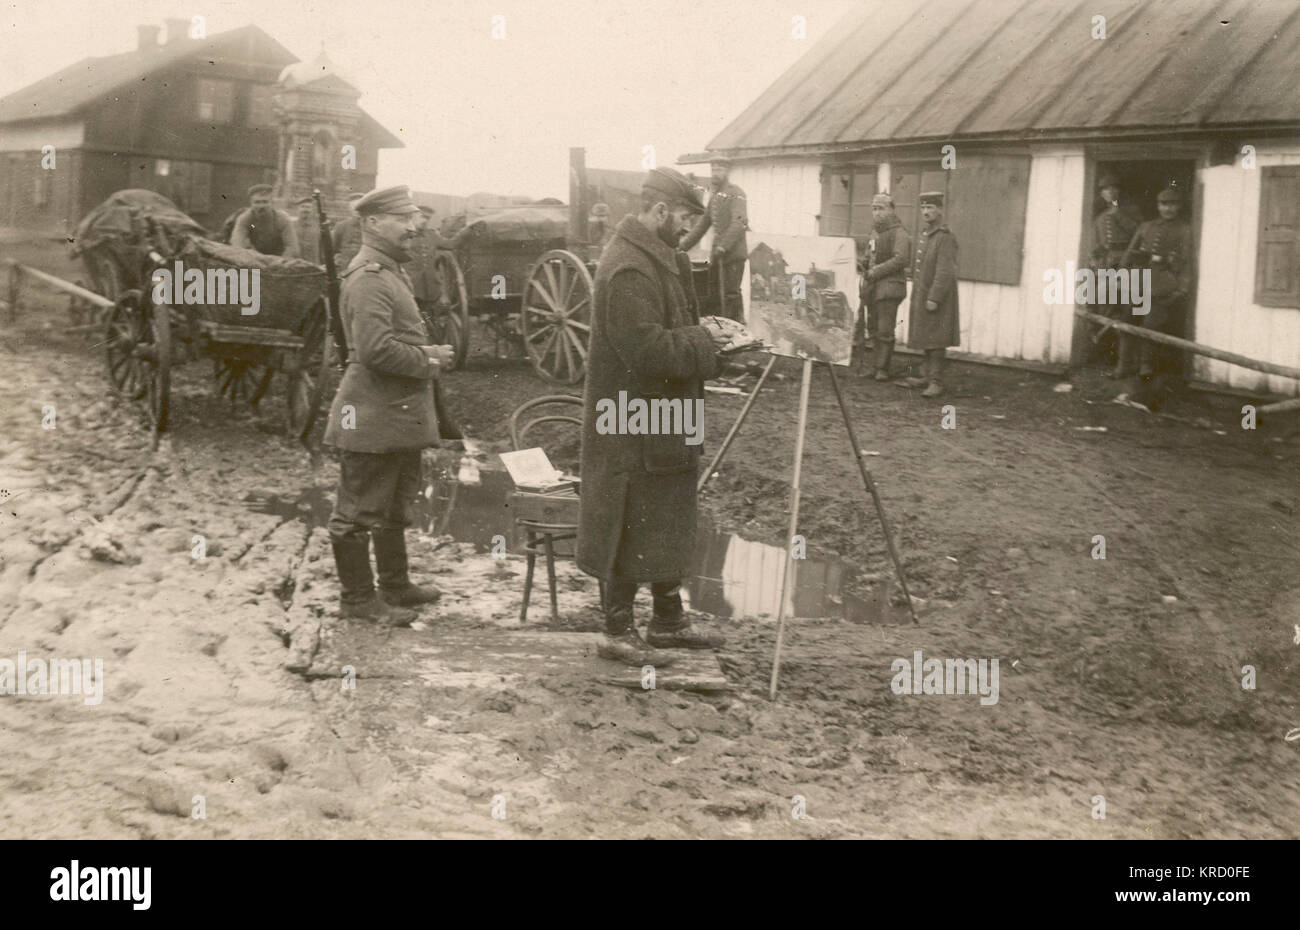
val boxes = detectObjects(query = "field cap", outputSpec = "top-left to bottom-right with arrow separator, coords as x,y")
354,185 -> 421,216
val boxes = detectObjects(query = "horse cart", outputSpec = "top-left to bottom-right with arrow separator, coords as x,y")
74,190 -> 332,446
420,200 -> 597,385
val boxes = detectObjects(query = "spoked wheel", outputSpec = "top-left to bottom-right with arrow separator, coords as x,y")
105,291 -> 150,401
420,251 -> 470,370
285,302 -> 330,443
213,358 -> 273,408
520,249 -> 593,384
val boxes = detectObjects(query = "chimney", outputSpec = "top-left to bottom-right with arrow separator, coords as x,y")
137,24 -> 161,50
163,17 -> 190,44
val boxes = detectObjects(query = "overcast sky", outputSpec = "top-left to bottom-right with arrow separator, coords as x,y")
2,0 -> 856,198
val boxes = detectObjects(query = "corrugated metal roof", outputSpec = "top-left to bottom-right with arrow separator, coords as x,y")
707,0 -> 1300,154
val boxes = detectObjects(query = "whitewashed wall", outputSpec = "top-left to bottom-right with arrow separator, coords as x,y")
730,151 -> 1087,365
1195,148 -> 1300,396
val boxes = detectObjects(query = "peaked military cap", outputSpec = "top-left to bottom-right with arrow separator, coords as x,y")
919,191 -> 944,207
354,185 -> 421,216
248,183 -> 274,197
643,167 -> 706,214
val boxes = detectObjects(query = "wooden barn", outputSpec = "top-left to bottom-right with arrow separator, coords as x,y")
0,20 -> 400,236
683,0 -> 1300,396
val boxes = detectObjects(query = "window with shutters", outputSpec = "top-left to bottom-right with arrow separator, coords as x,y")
893,155 -> 1029,286
1255,166 -> 1300,308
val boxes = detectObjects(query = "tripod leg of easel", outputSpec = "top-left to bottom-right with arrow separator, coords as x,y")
769,357 -> 813,701
697,354 -> 778,495
825,362 -> 919,624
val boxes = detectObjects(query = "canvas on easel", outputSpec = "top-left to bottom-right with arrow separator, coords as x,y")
746,232 -> 858,366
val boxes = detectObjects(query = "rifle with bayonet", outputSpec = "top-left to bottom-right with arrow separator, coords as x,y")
313,189 -> 349,367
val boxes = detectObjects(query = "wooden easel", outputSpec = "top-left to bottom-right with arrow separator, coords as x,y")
699,354 -> 918,700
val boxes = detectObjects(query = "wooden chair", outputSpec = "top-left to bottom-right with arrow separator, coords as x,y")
508,395 -> 590,622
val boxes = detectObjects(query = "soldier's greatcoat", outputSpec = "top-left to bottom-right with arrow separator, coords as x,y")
907,222 -> 960,349
577,216 -> 720,583
324,240 -> 440,453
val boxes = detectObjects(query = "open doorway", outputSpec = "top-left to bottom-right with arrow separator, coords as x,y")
1083,158 -> 1196,372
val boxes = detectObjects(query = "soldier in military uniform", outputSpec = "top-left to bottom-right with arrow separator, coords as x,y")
860,193 -> 912,381
1118,185 -> 1193,380
331,193 -> 366,269
230,184 -> 301,258
1090,174 -> 1140,375
324,186 -> 455,626
902,192 -> 959,397
679,156 -> 748,322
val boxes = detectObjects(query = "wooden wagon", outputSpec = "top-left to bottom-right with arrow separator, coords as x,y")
75,191 -> 332,446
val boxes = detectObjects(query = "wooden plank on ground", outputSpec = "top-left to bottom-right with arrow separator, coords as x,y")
418,631 -> 730,692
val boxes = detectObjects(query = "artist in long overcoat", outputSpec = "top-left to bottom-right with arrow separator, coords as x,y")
906,191 -> 960,396
577,168 -> 727,663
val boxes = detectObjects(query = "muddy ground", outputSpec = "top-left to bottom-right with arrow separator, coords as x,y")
1,286 -> 1297,839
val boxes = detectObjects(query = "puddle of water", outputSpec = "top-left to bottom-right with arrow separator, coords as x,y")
240,451 -> 893,623
423,455 -> 889,624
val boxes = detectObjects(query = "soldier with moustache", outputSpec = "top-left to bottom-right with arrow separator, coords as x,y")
324,186 -> 455,626
1118,185 -> 1193,379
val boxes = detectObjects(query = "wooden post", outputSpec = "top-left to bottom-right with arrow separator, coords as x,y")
769,357 -> 813,701
1074,307 -> 1300,382
569,147 -> 588,245
1259,397 -> 1300,415
6,261 -> 21,322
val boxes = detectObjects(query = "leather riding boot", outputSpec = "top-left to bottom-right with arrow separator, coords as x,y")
332,535 -> 417,626
372,528 -> 442,606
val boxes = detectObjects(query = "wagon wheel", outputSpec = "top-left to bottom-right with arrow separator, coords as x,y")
420,252 -> 470,370
520,249 -> 593,384
213,358 -> 273,408
284,301 -> 330,443
105,291 -> 150,401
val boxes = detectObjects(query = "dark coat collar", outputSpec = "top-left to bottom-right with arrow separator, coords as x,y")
357,234 -> 411,270
613,215 -> 681,275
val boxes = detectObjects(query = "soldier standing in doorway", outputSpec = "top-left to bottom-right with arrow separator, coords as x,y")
679,156 -> 748,322
902,191 -> 959,397
1091,173 -> 1140,376
1118,184 -> 1193,380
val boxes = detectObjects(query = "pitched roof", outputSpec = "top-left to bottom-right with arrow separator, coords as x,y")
707,0 -> 1300,155
0,23 -> 401,148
